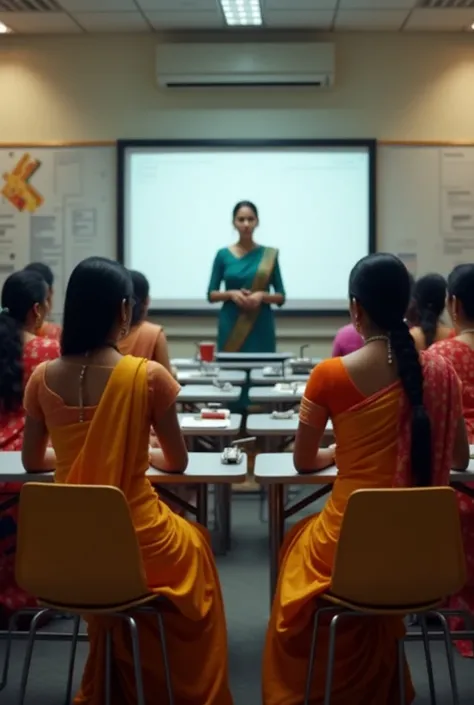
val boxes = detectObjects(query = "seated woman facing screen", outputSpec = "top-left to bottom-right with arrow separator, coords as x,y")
0,270 -> 59,627
119,269 -> 173,373
207,201 -> 286,354
431,263 -> 474,657
409,273 -> 452,351
263,253 -> 469,705
24,262 -> 62,342
22,257 -> 232,705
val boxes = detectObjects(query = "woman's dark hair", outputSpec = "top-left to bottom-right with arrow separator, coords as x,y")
61,257 -> 133,356
232,201 -> 259,220
24,262 -> 54,289
0,270 -> 47,413
349,253 -> 431,487
405,273 -> 419,328
447,264 -> 474,320
413,273 -> 447,348
129,270 -> 150,326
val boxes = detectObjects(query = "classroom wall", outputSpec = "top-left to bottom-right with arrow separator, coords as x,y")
1,31 -> 472,357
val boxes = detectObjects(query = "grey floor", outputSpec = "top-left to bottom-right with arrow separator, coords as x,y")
1,494 -> 473,704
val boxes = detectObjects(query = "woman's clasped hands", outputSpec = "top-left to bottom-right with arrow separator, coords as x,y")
229,289 -> 264,310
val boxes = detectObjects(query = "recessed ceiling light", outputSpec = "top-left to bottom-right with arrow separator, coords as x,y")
219,0 -> 262,27
0,22 -> 11,34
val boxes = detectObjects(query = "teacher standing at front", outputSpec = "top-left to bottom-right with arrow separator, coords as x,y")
207,201 -> 286,353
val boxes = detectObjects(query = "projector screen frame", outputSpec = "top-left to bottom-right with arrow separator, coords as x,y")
117,138 -> 377,317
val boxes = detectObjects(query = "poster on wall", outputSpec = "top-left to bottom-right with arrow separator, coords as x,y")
0,146 -> 116,319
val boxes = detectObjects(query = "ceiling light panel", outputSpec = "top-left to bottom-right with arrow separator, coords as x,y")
219,0 -> 262,26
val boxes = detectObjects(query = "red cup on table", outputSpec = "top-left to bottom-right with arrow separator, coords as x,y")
199,341 -> 216,363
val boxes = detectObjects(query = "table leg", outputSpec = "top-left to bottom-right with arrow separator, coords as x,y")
196,485 -> 208,527
268,483 -> 285,603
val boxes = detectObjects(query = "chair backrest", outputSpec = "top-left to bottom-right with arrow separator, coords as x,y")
331,487 -> 466,606
16,483 -> 149,607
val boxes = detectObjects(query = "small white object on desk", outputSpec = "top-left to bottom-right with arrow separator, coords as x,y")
274,382 -> 306,394
221,446 -> 244,465
181,415 -> 231,429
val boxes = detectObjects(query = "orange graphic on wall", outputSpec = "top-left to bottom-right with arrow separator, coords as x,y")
1,153 -> 44,213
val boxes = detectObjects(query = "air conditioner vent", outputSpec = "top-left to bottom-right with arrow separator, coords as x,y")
417,0 -> 474,7
0,0 -> 61,11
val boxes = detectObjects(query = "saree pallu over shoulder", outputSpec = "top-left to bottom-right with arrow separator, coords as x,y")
263,352 -> 461,705
56,356 -> 232,705
223,246 -> 278,353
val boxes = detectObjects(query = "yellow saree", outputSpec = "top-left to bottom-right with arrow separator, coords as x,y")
263,353 -> 461,705
48,356 -> 232,705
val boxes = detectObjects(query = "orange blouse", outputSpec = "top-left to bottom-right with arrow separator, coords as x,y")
299,357 -> 365,428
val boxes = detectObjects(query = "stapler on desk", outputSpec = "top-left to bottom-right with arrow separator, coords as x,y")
220,437 -> 256,465
221,446 -> 243,465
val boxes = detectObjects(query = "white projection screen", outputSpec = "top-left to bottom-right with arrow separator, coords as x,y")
118,140 -> 376,312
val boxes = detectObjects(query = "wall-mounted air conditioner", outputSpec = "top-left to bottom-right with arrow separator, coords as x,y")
156,42 -> 335,88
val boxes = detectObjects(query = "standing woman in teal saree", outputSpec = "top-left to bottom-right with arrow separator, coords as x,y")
207,201 -> 286,354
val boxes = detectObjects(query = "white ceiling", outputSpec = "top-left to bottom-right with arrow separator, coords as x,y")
1,0 -> 474,34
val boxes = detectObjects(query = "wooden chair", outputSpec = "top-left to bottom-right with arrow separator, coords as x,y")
13,483 -> 174,705
303,487 -> 467,705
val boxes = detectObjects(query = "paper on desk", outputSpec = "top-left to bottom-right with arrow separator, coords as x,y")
180,416 -> 231,429
274,382 -> 306,394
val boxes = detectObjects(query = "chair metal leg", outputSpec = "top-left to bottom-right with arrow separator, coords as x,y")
419,614 -> 437,705
304,608 -> 324,705
126,616 -> 146,705
323,613 -> 341,705
18,609 -> 51,705
64,614 -> 81,705
0,611 -> 18,691
434,612 -> 460,705
397,639 -> 406,705
104,630 -> 112,705
155,611 -> 175,705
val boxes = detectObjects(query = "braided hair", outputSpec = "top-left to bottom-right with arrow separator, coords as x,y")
413,273 -> 447,349
349,253 -> 431,487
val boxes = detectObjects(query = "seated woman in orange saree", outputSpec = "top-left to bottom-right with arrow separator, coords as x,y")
431,263 -> 474,657
22,257 -> 232,705
263,253 -> 469,705
118,270 -> 173,374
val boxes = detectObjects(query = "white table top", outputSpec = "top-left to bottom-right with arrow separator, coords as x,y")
246,414 -> 333,435
254,453 -> 474,486
177,369 -> 246,385
250,369 -> 309,385
248,385 -> 305,404
178,385 -> 242,403
172,357 -> 286,371
0,452 -> 247,485
179,413 -> 242,435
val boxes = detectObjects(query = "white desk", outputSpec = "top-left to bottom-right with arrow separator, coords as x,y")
247,414 -> 333,437
0,452 -> 247,530
248,385 -> 305,407
179,413 -> 242,437
178,385 -> 242,405
172,353 -> 295,372
177,369 -> 246,386
254,453 -> 474,599
250,369 -> 309,386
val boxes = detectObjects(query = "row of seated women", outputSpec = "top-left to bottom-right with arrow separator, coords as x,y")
0,253 -> 472,705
